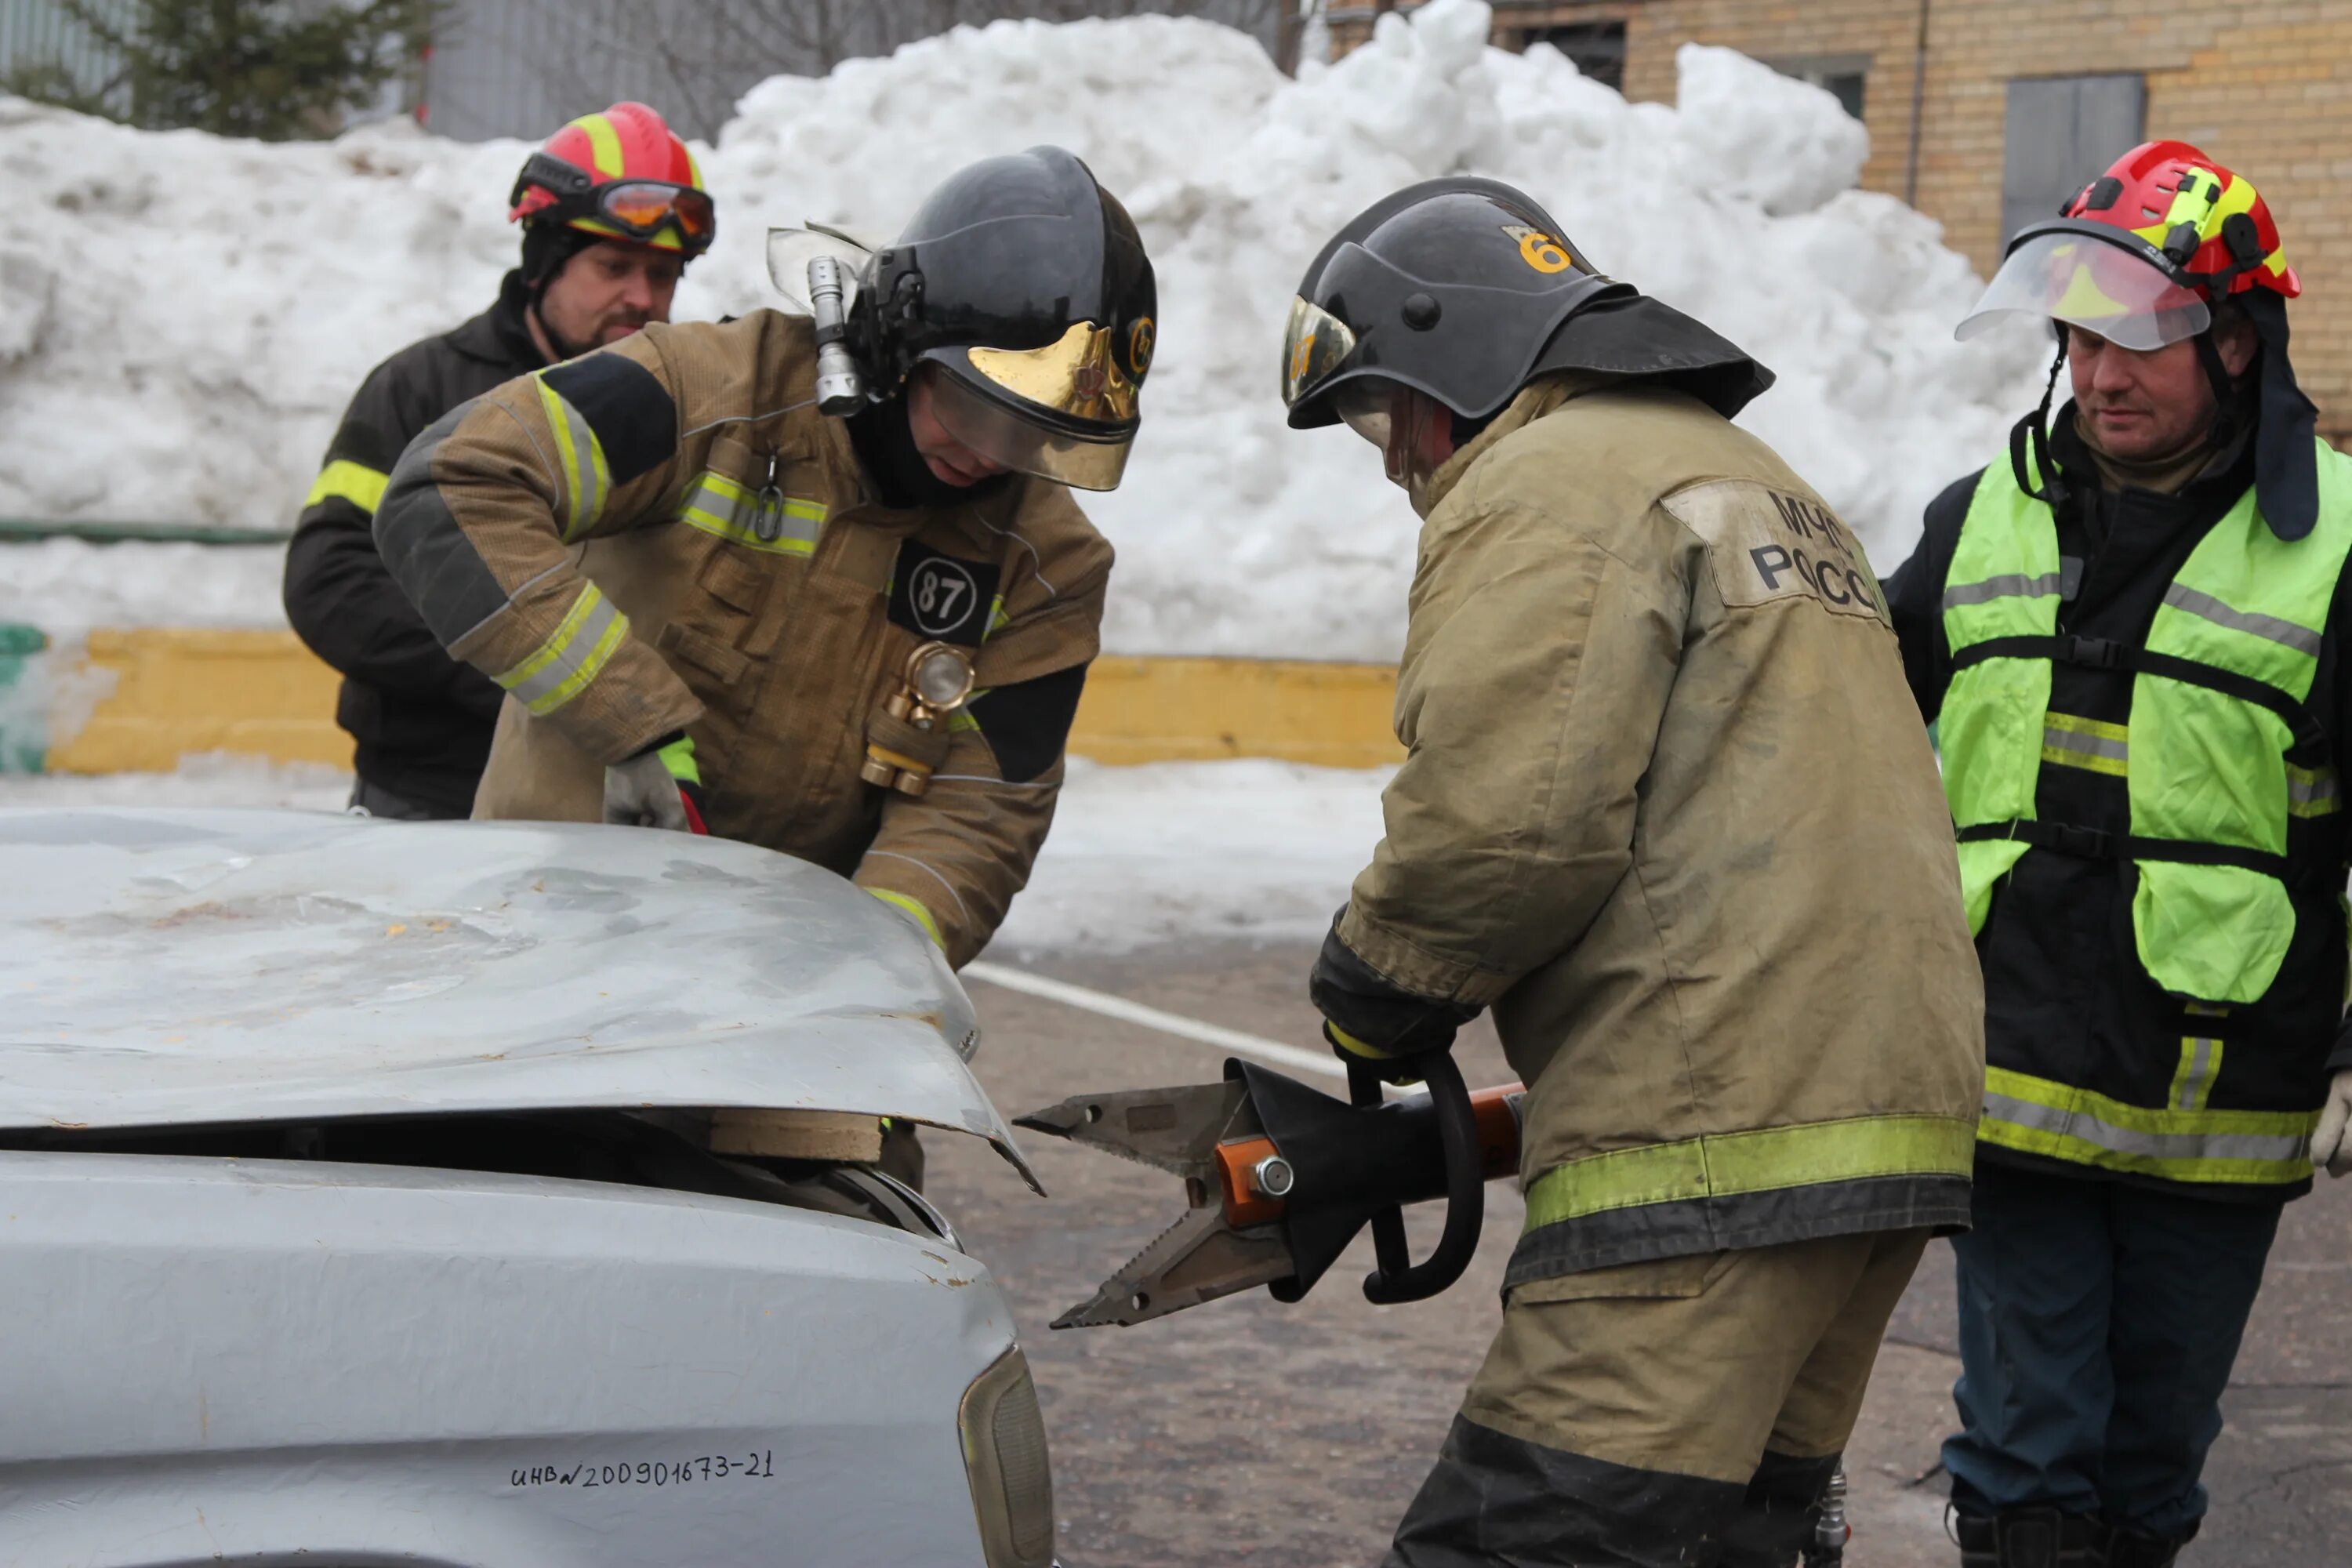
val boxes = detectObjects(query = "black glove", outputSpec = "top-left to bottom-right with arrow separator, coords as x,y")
1308,910 -> 1481,1078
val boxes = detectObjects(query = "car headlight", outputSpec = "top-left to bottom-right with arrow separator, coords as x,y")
959,1346 -> 1054,1567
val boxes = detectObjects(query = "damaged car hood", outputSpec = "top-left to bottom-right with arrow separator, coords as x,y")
0,808 -> 1034,1185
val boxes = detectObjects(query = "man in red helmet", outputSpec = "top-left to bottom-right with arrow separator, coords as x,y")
284,102 -> 713,820
1884,142 -> 2352,1568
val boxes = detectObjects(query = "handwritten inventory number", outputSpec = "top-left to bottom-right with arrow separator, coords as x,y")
512,1450 -> 776,1490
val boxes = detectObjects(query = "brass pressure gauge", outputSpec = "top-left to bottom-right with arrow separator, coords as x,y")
908,642 -> 977,712
861,641 -> 978,797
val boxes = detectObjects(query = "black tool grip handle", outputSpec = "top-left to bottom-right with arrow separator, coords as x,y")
1352,1052 -> 1484,1305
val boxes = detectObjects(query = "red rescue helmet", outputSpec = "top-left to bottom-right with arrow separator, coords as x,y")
1961,141 -> 2321,541
508,103 -> 715,264
1959,140 -> 2296,351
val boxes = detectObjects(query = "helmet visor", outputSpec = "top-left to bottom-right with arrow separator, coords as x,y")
1282,296 -> 1359,409
1957,230 -> 2210,351
924,362 -> 1134,492
964,321 -> 1138,425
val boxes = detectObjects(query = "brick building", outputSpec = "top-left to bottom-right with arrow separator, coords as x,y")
1329,1 -> 2352,439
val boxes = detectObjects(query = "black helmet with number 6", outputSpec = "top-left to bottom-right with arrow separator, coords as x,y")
1283,176 -> 1772,437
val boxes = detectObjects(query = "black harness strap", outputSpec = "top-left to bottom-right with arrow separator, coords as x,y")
1950,633 -> 2326,753
1956,818 -> 2294,881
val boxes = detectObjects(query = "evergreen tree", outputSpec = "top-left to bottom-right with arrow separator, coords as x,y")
5,0 -> 434,140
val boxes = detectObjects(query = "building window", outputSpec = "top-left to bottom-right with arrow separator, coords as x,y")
2002,74 -> 2147,245
1766,53 -> 1869,122
1526,21 -> 1628,93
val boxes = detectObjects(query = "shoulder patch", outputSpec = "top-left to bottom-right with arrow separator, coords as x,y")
1661,479 -> 1887,624
889,539 -> 1002,648
540,350 -> 676,485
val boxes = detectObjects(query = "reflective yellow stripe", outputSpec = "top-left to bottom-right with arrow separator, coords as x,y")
2169,1036 -> 2223,1112
576,111 -> 625,180
677,470 -> 825,557
2288,762 -> 2340,818
304,459 -> 390,514
537,377 -> 610,540
2041,711 -> 2129,777
1522,1115 -> 1976,1232
1980,1064 -> 2315,1184
495,583 -> 629,717
987,593 -> 1011,637
866,887 -> 943,949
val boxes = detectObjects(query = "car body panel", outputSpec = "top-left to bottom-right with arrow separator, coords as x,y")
0,1151 -> 1007,1566
0,808 -> 1036,1188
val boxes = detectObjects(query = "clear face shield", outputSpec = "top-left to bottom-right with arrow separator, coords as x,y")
920,352 -> 1136,492
1330,379 -> 1447,488
1956,230 -> 2212,352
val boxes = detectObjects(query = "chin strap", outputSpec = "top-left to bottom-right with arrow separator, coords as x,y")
2009,336 -> 2071,505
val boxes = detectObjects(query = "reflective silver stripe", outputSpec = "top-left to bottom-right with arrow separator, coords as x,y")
2175,1037 -> 2220,1112
2163,583 -> 2324,656
2289,768 -> 2341,813
1983,1087 -> 2309,1166
496,585 -> 627,716
1942,572 -> 2063,612
537,378 -> 608,540
2042,725 -> 2127,766
678,471 -> 822,556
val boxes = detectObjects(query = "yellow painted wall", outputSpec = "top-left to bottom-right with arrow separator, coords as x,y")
42,630 -> 1405,775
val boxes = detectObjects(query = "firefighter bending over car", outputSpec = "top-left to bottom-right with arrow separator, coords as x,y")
1279,176 -> 1987,1566
373,146 -> 1149,994
286,103 -> 713,821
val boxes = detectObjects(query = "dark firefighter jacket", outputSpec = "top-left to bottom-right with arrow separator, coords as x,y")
1886,408 -> 2352,1202
282,270 -> 547,817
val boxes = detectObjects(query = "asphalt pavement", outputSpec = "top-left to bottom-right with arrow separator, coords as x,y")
930,939 -> 2352,1568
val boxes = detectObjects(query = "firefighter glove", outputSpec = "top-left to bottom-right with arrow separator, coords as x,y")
604,734 -> 709,833
1309,909 -> 1481,1081
2311,1068 -> 2352,1178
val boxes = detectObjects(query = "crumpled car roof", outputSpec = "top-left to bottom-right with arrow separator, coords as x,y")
0,808 -> 1035,1185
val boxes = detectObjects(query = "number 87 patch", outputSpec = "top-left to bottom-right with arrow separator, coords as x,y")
887,539 -> 1003,648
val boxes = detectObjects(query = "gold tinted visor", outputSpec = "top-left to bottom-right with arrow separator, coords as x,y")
926,363 -> 1134,492
1281,296 -> 1358,408
965,320 -> 1138,425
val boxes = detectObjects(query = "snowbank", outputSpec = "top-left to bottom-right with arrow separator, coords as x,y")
0,757 -> 1389,951
0,0 -> 2045,652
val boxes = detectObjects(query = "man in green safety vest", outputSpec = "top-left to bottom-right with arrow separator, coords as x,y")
1885,141 -> 2352,1568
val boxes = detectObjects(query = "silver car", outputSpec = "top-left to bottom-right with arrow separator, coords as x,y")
0,808 -> 1055,1567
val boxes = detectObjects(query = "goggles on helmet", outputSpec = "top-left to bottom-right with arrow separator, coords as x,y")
920,353 -> 1135,492
510,151 -> 716,252
1281,296 -> 1360,409
1957,224 -> 2211,352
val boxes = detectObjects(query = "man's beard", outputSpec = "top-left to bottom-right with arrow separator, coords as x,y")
535,303 -> 644,361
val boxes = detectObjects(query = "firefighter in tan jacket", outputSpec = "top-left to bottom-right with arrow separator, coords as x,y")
1279,178 -> 1986,1565
372,148 -> 1153,981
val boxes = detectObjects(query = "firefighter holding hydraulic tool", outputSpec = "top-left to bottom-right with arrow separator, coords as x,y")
1278,177 -> 1987,1566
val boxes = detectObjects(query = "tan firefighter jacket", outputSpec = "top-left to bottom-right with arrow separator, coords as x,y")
1338,373 -> 1985,1290
372,310 -> 1111,967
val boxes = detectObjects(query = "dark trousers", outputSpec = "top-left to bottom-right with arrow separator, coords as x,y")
1943,1158 -> 2281,1539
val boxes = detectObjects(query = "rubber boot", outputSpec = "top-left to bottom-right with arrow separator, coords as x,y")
1954,1508 -> 2105,1567
2103,1522 -> 2195,1568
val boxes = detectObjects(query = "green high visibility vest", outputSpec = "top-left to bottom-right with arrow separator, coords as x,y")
1940,440 -> 2352,1185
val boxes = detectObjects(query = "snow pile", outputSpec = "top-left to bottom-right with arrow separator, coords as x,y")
0,0 -> 2045,653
